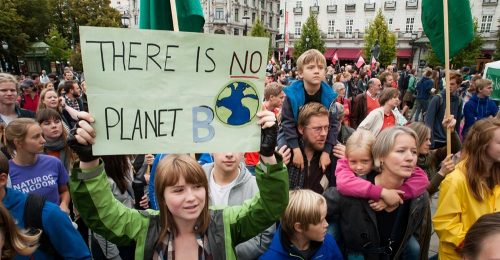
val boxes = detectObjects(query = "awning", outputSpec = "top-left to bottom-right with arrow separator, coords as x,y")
334,48 -> 363,60
324,48 -> 336,59
397,49 -> 412,57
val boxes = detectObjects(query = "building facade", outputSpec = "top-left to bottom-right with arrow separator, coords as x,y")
110,0 -> 140,28
201,0 -> 281,45
278,0 -> 499,69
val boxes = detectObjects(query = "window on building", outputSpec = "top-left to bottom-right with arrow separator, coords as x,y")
480,15 -> 493,32
235,8 -> 239,21
261,0 -> 265,9
261,14 -> 265,23
234,28 -> 240,35
388,17 -> 393,30
270,2 -> 273,12
253,0 -> 256,7
252,12 -> 256,23
277,17 -> 280,28
295,21 -> 301,35
296,1 -> 302,8
215,8 -> 224,20
405,17 -> 414,33
269,16 -> 273,27
244,10 -> 248,16
346,19 -> 353,36
328,20 -> 335,36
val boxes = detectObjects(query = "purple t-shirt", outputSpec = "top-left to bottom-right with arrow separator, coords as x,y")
9,154 -> 69,204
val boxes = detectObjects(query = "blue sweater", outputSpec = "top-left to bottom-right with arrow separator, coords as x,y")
260,226 -> 342,260
3,188 -> 91,260
415,77 -> 433,100
462,94 -> 499,138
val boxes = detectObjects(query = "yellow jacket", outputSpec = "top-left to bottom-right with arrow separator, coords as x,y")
433,162 -> 500,260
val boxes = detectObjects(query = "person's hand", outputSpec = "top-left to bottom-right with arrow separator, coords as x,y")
442,115 -> 457,131
278,145 -> 291,165
257,110 -> 277,157
380,188 -> 404,206
438,154 -> 455,177
332,143 -> 346,159
369,199 -> 388,211
385,204 -> 400,213
144,154 -> 154,165
59,97 -> 66,108
67,112 -> 96,162
139,194 -> 149,209
320,151 -> 331,172
292,148 -> 304,170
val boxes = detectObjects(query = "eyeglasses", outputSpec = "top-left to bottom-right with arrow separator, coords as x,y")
305,125 -> 330,134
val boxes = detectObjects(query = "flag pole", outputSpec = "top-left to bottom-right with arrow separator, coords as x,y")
443,0 -> 451,156
170,0 -> 179,31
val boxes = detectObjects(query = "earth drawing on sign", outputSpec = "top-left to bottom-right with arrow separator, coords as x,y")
215,81 -> 260,126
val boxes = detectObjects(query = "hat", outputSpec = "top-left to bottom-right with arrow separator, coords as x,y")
20,80 -> 35,89
266,72 -> 273,78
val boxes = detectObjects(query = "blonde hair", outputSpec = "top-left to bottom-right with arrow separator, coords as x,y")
0,202 -> 40,259
372,126 -> 418,171
0,73 -> 18,91
346,129 -> 376,159
154,154 -> 209,241
37,88 -> 61,112
281,190 -> 326,238
296,49 -> 326,73
407,122 -> 431,154
475,78 -> 492,91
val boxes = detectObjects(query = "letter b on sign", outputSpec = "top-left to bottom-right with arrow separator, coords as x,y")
192,106 -> 215,143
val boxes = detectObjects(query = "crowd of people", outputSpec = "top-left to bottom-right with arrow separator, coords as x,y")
0,48 -> 498,260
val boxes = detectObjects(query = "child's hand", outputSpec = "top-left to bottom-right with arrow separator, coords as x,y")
369,199 -> 387,211
438,154 -> 455,177
380,188 -> 404,206
332,143 -> 345,159
385,204 -> 400,213
319,152 -> 331,172
278,145 -> 291,165
292,148 -> 304,170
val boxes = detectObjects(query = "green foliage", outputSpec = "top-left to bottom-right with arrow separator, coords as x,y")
46,27 -> 71,62
250,19 -> 273,59
13,0 -> 54,41
293,14 -> 325,61
70,44 -> 83,72
494,18 -> 500,61
363,9 -> 396,67
425,19 -> 483,68
0,0 -> 30,64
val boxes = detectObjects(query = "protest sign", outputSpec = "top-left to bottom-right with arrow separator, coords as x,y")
79,26 -> 268,155
484,60 -> 500,101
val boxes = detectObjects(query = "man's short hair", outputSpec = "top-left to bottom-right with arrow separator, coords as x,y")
48,73 -> 57,79
277,70 -> 286,77
0,73 -> 18,90
264,82 -> 283,100
281,190 -> 326,238
31,73 -> 39,80
296,49 -> 326,73
379,88 -> 399,106
449,70 -> 463,85
63,80 -> 76,93
297,102 -> 329,127
367,78 -> 378,89
379,71 -> 392,85
475,78 -> 492,91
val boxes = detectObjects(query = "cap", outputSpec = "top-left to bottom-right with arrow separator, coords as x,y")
20,80 -> 35,89
266,72 -> 273,77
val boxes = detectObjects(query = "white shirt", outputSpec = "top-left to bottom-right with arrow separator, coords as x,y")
209,169 -> 240,206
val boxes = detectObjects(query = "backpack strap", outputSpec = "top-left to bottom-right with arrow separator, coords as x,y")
24,193 -> 63,259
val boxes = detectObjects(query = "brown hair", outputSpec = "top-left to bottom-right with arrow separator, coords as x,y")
281,190 -> 326,238
460,117 -> 500,201
379,88 -> 399,106
154,154 -> 209,241
264,82 -> 283,100
36,109 -> 74,167
297,102 -> 329,128
407,122 -> 431,155
378,71 -> 392,86
296,49 -> 326,73
0,202 -> 40,259
462,212 -> 500,259
2,118 -> 38,155
449,70 -> 463,85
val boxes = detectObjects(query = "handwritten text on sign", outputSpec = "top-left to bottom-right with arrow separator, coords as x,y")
79,26 -> 268,155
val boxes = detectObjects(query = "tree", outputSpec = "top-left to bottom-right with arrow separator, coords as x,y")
250,19 -> 273,60
46,27 -> 71,62
425,19 -> 483,68
494,18 -> 500,61
70,44 -> 83,72
14,0 -> 54,41
363,9 -> 396,67
0,0 -> 30,73
293,14 -> 325,61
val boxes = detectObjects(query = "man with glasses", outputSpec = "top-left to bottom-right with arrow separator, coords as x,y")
286,102 -> 338,194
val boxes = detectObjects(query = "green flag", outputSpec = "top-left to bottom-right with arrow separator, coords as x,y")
422,0 -> 474,63
140,0 -> 205,32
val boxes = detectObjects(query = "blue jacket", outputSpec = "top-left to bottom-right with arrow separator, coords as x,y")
3,188 -> 91,260
415,77 -> 433,100
462,94 -> 499,138
260,226 -> 342,260
425,90 -> 462,147
280,80 -> 339,152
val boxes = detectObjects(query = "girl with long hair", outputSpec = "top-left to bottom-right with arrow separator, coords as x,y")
0,202 -> 40,259
433,117 -> 500,260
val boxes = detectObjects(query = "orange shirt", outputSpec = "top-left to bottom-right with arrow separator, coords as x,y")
366,96 -> 380,114
382,112 -> 396,130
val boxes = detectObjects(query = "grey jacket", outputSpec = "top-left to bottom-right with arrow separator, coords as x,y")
203,162 -> 275,260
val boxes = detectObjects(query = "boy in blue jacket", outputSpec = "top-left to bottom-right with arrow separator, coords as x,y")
260,189 -> 342,260
280,49 -> 339,173
462,78 -> 498,138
